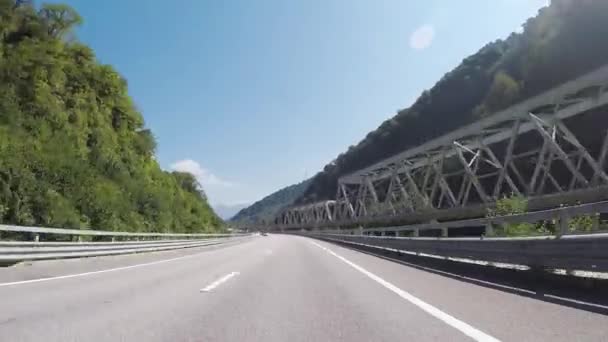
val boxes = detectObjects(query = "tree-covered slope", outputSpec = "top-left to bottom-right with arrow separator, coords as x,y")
231,179 -> 311,225
0,1 -> 222,232
296,0 -> 608,204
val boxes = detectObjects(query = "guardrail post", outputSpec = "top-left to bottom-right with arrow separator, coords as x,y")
592,213 -> 599,232
111,237 -> 115,243
557,213 -> 570,238
558,212 -> 573,275
34,234 -> 40,243
485,223 -> 494,236
78,236 -> 82,243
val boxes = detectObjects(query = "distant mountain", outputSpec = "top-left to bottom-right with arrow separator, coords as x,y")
230,179 -> 312,225
213,203 -> 250,220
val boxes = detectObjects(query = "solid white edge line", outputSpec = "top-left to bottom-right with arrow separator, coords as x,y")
543,294 -> 608,310
200,272 -> 240,292
326,238 -> 608,311
373,250 -> 608,311
0,244 -> 234,288
343,242 -> 536,295
309,240 -> 501,342
327,237 -> 528,270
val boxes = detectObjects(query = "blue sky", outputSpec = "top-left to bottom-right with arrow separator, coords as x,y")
63,0 -> 548,207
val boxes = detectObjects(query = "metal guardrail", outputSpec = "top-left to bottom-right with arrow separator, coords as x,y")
0,224 -> 252,265
0,224 -> 240,238
285,200 -> 608,272
312,200 -> 608,237
276,187 -> 608,232
309,233 -> 608,272
0,239 -> 224,255
0,239 -> 197,247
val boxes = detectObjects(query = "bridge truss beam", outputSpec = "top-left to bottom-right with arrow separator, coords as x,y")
278,64 -> 608,229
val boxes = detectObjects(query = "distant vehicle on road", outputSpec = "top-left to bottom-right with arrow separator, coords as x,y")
261,232 -> 268,236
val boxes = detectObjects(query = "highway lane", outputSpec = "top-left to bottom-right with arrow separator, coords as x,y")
0,235 -> 606,341
0,237 -> 252,284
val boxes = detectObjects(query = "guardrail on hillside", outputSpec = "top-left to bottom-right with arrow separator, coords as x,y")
0,224 -> 251,265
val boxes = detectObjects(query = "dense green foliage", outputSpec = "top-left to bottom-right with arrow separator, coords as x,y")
297,0 -> 608,204
486,195 -> 541,236
487,195 -> 602,236
231,179 -> 311,225
0,1 -> 222,232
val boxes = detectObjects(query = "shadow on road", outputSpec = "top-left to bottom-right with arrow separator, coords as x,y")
321,238 -> 608,316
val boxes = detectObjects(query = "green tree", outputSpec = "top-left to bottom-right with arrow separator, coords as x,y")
487,195 -> 548,237
474,71 -> 521,117
38,3 -> 82,38
0,1 -> 223,234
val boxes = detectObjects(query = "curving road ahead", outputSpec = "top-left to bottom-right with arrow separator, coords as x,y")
0,235 -> 607,341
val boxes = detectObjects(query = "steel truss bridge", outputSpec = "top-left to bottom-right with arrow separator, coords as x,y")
278,64 -> 608,230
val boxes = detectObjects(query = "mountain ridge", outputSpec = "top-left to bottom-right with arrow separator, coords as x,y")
294,0 -> 608,206
230,179 -> 311,225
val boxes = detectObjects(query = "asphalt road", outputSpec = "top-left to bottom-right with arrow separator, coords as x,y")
0,235 -> 607,341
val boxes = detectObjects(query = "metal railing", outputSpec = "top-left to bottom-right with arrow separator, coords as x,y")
0,224 -> 251,265
307,232 -> 608,272
286,200 -> 608,272
0,224 -> 240,239
312,200 -> 608,237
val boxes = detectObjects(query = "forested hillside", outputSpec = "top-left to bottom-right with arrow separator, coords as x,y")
231,179 -> 311,225
296,0 -> 608,204
0,1 -> 222,232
